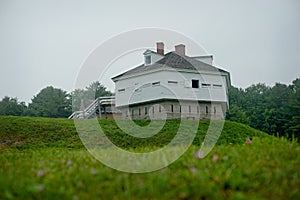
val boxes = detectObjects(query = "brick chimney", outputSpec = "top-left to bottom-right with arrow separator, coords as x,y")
156,42 -> 164,55
175,44 -> 185,56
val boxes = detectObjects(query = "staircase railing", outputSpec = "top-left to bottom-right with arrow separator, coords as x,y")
68,96 -> 117,119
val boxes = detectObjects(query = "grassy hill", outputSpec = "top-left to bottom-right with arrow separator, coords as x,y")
0,116 -> 267,150
0,116 -> 299,199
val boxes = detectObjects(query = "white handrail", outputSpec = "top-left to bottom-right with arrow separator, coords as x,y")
68,96 -> 118,119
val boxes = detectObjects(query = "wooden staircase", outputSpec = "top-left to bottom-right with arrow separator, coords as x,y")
68,96 -> 120,119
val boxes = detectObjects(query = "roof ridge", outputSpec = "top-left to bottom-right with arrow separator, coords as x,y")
112,51 -> 228,81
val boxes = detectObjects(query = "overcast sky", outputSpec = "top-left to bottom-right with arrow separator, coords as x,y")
1,0 -> 300,103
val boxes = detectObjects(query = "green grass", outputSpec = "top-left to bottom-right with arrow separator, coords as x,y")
0,116 -> 299,199
0,116 -> 267,149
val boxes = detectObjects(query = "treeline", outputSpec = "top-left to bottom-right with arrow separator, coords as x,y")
226,78 -> 300,138
1,78 -> 299,138
0,82 -> 112,118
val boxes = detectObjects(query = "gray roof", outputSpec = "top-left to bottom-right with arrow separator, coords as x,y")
112,51 -> 229,80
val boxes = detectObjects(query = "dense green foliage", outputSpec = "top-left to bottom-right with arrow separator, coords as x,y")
0,97 -> 27,116
0,81 -> 112,118
226,78 -> 300,139
0,116 -> 299,199
28,86 -> 72,118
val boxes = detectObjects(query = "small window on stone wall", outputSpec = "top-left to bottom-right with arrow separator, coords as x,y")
145,107 -> 148,115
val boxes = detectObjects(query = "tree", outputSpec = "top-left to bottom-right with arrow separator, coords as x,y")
227,80 -> 300,139
0,96 -> 27,116
242,83 -> 270,131
71,81 -> 113,111
287,78 -> 300,138
226,104 -> 250,125
226,86 -> 250,124
71,89 -> 86,112
85,81 -> 113,98
28,86 -> 72,118
227,86 -> 246,106
262,83 -> 292,135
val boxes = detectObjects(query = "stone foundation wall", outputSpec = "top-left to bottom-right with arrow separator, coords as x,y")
119,101 -> 226,120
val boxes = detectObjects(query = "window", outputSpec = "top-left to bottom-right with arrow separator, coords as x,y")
139,108 -> 141,116
142,83 -> 151,88
202,83 -> 211,88
189,105 -> 191,113
206,106 -> 208,114
145,56 -> 151,65
179,106 -> 182,113
134,88 -> 141,92
213,84 -> 222,88
118,88 -> 125,93
159,105 -> 161,112
197,106 -> 199,113
152,81 -> 160,86
168,81 -> 178,85
192,79 -> 199,88
171,104 -> 174,112
145,107 -> 148,115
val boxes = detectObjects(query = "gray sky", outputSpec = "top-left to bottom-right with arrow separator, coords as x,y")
1,0 -> 300,103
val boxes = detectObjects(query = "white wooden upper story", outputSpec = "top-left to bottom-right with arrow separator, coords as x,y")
112,43 -> 231,107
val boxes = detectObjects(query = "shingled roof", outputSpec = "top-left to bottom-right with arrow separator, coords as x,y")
112,51 -> 229,80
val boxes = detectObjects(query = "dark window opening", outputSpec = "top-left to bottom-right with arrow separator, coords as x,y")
206,106 -> 208,114
145,107 -> 148,115
159,105 -> 161,112
152,81 -> 160,86
145,56 -> 151,65
139,108 -> 141,116
171,104 -> 174,112
192,79 -> 199,88
168,81 -> 178,84
202,83 -> 211,88
213,84 -> 222,88
179,106 -> 182,113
